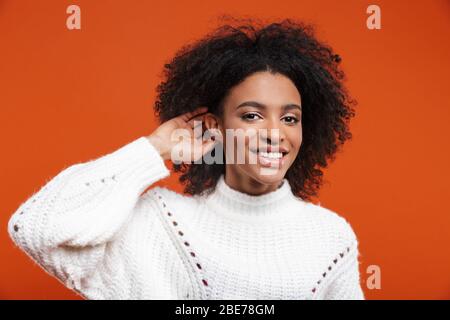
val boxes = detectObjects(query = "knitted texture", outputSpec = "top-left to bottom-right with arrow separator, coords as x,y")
7,136 -> 365,300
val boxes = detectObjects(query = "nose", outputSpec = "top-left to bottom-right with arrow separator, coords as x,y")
261,118 -> 285,147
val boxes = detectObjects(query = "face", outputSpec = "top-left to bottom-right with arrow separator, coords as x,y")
214,71 -> 303,188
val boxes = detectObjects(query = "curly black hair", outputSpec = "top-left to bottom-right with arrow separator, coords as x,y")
154,16 -> 356,202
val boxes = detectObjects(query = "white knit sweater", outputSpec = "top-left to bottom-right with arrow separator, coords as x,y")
7,136 -> 365,300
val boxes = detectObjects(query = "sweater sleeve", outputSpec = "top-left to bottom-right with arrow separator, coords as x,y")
322,220 -> 365,300
7,136 -> 170,293
323,245 -> 365,300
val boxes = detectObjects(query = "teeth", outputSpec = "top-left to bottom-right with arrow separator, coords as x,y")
258,151 -> 283,159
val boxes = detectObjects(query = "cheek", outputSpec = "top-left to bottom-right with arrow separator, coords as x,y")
289,127 -> 303,151
298,129 -> 303,147
283,134 -> 301,169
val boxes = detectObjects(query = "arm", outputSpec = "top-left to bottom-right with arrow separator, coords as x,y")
321,217 -> 365,300
7,136 -> 170,293
322,242 -> 365,300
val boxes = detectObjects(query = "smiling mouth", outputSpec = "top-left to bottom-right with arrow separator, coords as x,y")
249,149 -> 288,167
250,148 -> 288,157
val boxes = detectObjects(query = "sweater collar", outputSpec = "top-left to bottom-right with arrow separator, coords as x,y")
205,174 -> 296,218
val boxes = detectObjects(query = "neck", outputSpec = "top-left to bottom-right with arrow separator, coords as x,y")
204,173 -> 297,220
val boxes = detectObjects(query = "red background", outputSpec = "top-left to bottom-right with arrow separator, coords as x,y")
1,0 -> 449,299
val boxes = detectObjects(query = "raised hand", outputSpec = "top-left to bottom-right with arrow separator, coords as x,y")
147,107 -> 218,162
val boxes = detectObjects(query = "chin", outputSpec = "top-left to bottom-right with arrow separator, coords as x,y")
247,166 -> 287,185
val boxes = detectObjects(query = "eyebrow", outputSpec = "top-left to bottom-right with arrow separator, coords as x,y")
236,101 -> 302,112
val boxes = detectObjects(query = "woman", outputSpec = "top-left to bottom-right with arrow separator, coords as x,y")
8,18 -> 364,300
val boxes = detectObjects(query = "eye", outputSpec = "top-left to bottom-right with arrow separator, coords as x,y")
241,113 -> 262,121
282,116 -> 300,124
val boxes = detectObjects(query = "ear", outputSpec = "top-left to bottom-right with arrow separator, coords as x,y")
203,113 -> 223,143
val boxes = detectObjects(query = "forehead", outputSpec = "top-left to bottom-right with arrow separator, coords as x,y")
224,72 -> 302,107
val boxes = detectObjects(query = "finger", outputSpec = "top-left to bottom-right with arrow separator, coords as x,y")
180,107 -> 209,122
187,110 -> 210,121
187,116 -> 206,129
188,128 -> 203,141
183,122 -> 203,139
189,120 -> 209,141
